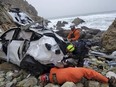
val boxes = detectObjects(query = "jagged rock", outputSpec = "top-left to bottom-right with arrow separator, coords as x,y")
56,21 -> 68,29
102,18 -> 116,52
61,82 -> 77,87
72,17 -> 85,26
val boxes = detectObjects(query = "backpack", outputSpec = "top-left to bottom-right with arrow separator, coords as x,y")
72,40 -> 89,57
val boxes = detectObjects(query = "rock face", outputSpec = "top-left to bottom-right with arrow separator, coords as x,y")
101,18 -> 116,52
0,4 -> 16,33
0,0 -> 40,21
0,0 -> 42,34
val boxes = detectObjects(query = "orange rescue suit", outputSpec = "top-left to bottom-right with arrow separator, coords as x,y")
67,29 -> 80,41
49,67 -> 108,84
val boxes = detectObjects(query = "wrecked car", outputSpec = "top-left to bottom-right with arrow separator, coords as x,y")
0,8 -> 67,76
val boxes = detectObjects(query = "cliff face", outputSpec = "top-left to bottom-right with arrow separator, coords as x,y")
0,0 -> 41,21
0,3 -> 16,33
101,18 -> 116,52
0,0 -> 43,34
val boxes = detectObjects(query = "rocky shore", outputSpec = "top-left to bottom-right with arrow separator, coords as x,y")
0,0 -> 116,87
0,52 -> 116,87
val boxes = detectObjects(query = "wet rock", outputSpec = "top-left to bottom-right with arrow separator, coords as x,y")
72,17 -> 85,26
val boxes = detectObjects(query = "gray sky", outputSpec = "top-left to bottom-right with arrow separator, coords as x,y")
26,0 -> 116,19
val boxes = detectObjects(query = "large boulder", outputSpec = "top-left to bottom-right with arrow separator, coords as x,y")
101,18 -> 116,52
56,21 -> 68,30
72,17 -> 85,26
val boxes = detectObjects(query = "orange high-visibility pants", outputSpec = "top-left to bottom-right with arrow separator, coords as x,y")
49,67 -> 108,84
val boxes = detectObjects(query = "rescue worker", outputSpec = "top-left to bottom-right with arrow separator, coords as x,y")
38,67 -> 116,87
65,39 -> 89,67
67,24 -> 80,42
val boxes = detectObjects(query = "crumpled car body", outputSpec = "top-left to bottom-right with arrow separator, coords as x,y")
0,27 -> 67,76
0,8 -> 67,76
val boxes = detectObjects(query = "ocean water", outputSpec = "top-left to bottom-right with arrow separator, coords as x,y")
48,12 -> 116,31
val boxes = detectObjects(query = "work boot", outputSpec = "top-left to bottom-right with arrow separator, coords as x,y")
108,76 -> 116,87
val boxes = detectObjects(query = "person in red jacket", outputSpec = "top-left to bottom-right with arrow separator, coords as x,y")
67,24 -> 80,42
38,67 -> 116,87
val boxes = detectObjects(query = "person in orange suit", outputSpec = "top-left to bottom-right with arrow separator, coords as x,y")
67,24 -> 80,42
38,67 -> 116,87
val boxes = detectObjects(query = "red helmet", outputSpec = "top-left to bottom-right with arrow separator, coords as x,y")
38,74 -> 49,86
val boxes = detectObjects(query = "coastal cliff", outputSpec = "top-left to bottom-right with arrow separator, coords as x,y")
0,0 -> 42,33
